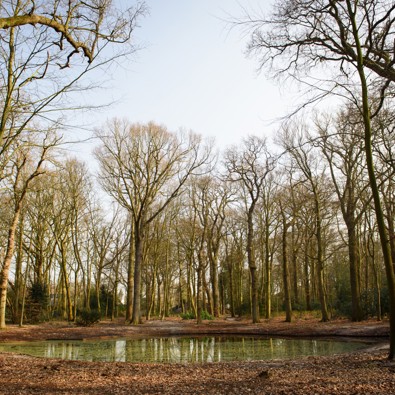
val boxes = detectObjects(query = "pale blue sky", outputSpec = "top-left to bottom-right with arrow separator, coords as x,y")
83,0 -> 293,151
65,0 -> 303,168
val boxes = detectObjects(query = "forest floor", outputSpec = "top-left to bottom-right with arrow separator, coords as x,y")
0,315 -> 394,394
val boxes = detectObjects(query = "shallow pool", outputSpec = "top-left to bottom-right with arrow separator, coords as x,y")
0,336 -> 369,363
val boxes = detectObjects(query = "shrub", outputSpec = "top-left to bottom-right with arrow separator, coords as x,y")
360,289 -> 378,319
180,311 -> 195,320
380,286 -> 390,316
76,309 -> 101,327
235,302 -> 250,317
200,310 -> 213,320
180,310 -> 213,320
334,280 -> 352,318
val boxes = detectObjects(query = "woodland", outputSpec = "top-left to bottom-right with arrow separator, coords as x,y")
1,0 -> 395,377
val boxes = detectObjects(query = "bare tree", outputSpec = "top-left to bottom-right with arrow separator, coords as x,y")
0,0 -> 146,151
49,163 -> 78,321
21,170 -> 59,321
88,206 -> 119,314
242,0 -> 395,358
243,0 -> 395,105
0,1 -> 144,63
0,133 -> 57,328
278,124 -> 331,322
186,175 -> 232,320
0,0 -> 145,324
224,135 -> 274,323
189,178 -> 210,324
95,120 -> 213,324
222,212 -> 246,318
256,171 -> 278,319
315,108 -> 372,321
205,177 -> 232,318
174,199 -> 199,318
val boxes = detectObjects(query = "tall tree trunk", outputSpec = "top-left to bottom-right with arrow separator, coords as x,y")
146,269 -> 156,321
347,222 -> 363,321
73,268 -> 79,322
264,221 -> 272,319
0,27 -> 16,328
314,193 -> 330,322
196,242 -> 205,324
178,255 -> 184,313
112,258 -> 120,320
186,254 -> 196,316
126,230 -> 134,321
131,225 -> 143,325
304,245 -> 311,311
19,256 -> 31,327
281,212 -> 292,323
291,223 -> 299,306
367,230 -> 381,321
95,266 -> 103,314
14,213 -> 25,323
348,0 -> 395,358
0,212 -> 21,328
203,273 -> 212,315
0,148 -> 46,327
163,239 -> 171,318
247,207 -> 259,323
228,254 -> 235,317
157,278 -> 162,317
60,243 -> 73,322
209,247 -> 220,317
86,248 -> 92,311
250,266 -> 258,322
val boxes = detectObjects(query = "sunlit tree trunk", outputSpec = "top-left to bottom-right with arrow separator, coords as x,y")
126,230 -> 134,322
13,213 -> 25,323
303,230 -> 312,311
146,268 -> 156,321
208,245 -> 220,318
196,231 -> 206,324
0,212 -> 22,328
247,205 -> 259,323
186,254 -> 196,317
59,242 -> 73,322
131,224 -> 144,324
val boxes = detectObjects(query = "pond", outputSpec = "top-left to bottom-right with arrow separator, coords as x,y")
0,336 -> 369,363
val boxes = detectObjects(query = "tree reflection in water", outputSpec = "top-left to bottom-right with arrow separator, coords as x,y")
0,336 -> 368,363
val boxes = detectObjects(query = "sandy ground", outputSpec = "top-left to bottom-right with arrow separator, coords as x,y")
0,316 -> 394,394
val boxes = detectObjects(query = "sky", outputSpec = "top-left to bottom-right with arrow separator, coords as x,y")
74,0 -> 295,158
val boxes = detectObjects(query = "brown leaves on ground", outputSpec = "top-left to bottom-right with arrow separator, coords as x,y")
1,350 -> 395,394
0,317 -> 393,394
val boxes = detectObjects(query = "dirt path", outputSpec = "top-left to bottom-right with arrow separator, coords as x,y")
0,317 -> 393,394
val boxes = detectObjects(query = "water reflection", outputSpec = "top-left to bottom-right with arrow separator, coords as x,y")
0,336 -> 367,363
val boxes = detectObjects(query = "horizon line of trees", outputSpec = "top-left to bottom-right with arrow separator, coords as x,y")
2,105 -> 393,328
